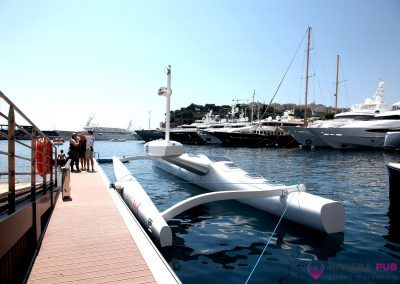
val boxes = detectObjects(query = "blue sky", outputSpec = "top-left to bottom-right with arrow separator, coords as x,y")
0,0 -> 399,130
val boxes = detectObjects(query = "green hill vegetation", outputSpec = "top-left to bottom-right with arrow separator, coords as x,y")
166,102 -> 344,127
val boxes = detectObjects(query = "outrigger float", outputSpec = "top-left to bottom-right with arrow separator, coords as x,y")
112,66 -> 345,247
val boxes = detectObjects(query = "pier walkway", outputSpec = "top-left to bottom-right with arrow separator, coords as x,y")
28,163 -> 179,284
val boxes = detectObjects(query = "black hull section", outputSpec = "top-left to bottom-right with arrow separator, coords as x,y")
135,130 -> 164,142
387,163 -> 400,199
135,130 -> 206,145
170,132 -> 206,145
0,128 -> 60,140
211,131 -> 300,148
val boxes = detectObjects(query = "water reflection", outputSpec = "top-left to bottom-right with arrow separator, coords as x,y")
162,205 -> 344,271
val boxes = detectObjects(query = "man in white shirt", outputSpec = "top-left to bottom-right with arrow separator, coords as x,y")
85,130 -> 95,171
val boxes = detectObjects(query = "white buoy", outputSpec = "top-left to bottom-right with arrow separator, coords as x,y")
113,157 -> 172,247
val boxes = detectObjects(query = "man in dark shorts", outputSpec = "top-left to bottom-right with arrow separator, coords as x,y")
85,130 -> 95,172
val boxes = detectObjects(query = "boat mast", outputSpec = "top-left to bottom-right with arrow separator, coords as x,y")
165,65 -> 172,142
158,65 -> 172,142
304,26 -> 311,125
251,90 -> 255,123
148,110 -> 151,130
334,54 -> 340,114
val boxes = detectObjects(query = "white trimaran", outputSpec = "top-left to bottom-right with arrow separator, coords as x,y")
112,66 -> 345,247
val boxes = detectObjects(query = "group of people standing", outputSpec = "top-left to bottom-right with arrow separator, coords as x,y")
67,130 -> 95,172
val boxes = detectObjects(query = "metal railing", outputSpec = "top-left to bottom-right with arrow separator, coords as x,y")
0,91 -> 58,215
0,91 -> 63,283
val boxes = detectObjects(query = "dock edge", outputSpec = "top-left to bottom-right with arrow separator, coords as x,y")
95,160 -> 181,284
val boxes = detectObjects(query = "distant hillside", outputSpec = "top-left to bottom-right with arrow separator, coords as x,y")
164,102 -> 349,127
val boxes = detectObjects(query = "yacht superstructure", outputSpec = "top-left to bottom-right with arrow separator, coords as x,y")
57,117 -> 139,141
283,82 -> 390,147
309,109 -> 400,149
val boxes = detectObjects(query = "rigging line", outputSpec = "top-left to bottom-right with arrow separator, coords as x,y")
314,51 -> 328,107
287,44 -> 306,105
312,32 -> 331,104
296,38 -> 308,107
244,187 -> 297,284
310,47 -> 316,109
257,29 -> 308,124
339,60 -> 350,110
311,39 -> 325,106
313,51 -> 325,108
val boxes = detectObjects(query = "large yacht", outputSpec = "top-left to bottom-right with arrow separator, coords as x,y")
282,82 -> 390,147
57,117 -> 139,141
308,109 -> 400,149
136,110 -> 223,144
136,106 -> 251,145
208,110 -> 302,147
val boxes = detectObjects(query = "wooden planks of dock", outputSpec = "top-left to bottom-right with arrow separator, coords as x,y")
27,164 -> 173,284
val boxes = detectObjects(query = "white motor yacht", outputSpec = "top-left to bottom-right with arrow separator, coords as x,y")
206,111 -> 303,148
309,109 -> 400,149
57,117 -> 139,141
282,82 -> 390,148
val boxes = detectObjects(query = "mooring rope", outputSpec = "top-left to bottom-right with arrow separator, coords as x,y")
244,185 -> 298,284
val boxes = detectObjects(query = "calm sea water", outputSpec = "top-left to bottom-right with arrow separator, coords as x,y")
1,140 -> 399,283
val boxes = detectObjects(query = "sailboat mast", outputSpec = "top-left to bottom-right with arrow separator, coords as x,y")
165,65 -> 172,142
251,90 -> 255,123
304,26 -> 311,125
334,54 -> 340,114
148,110 -> 151,130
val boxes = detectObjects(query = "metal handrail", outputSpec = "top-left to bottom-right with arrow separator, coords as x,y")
15,139 -> 31,149
0,91 -> 58,215
0,90 -> 48,137
14,122 -> 31,137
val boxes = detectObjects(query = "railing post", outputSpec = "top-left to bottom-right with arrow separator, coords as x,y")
49,142 -> 54,208
8,105 -> 16,214
43,138 -> 47,195
31,130 -> 36,202
54,147 -> 58,188
31,130 -> 40,242
50,149 -> 53,186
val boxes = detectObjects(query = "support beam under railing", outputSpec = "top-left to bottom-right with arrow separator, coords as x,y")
8,106 -> 15,215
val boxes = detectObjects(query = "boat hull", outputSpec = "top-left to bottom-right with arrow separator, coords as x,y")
57,129 -> 139,141
281,126 -> 330,148
308,127 -> 387,149
136,129 -> 209,145
210,131 -> 299,148
154,156 -> 344,234
198,131 -> 222,144
170,131 -> 206,145
386,163 -> 400,199
113,157 -> 172,247
135,130 -> 164,142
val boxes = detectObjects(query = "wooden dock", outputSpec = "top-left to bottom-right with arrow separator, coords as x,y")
28,163 -> 180,284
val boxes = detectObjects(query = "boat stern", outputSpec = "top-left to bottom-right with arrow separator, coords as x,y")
320,201 -> 345,234
145,140 -> 185,157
